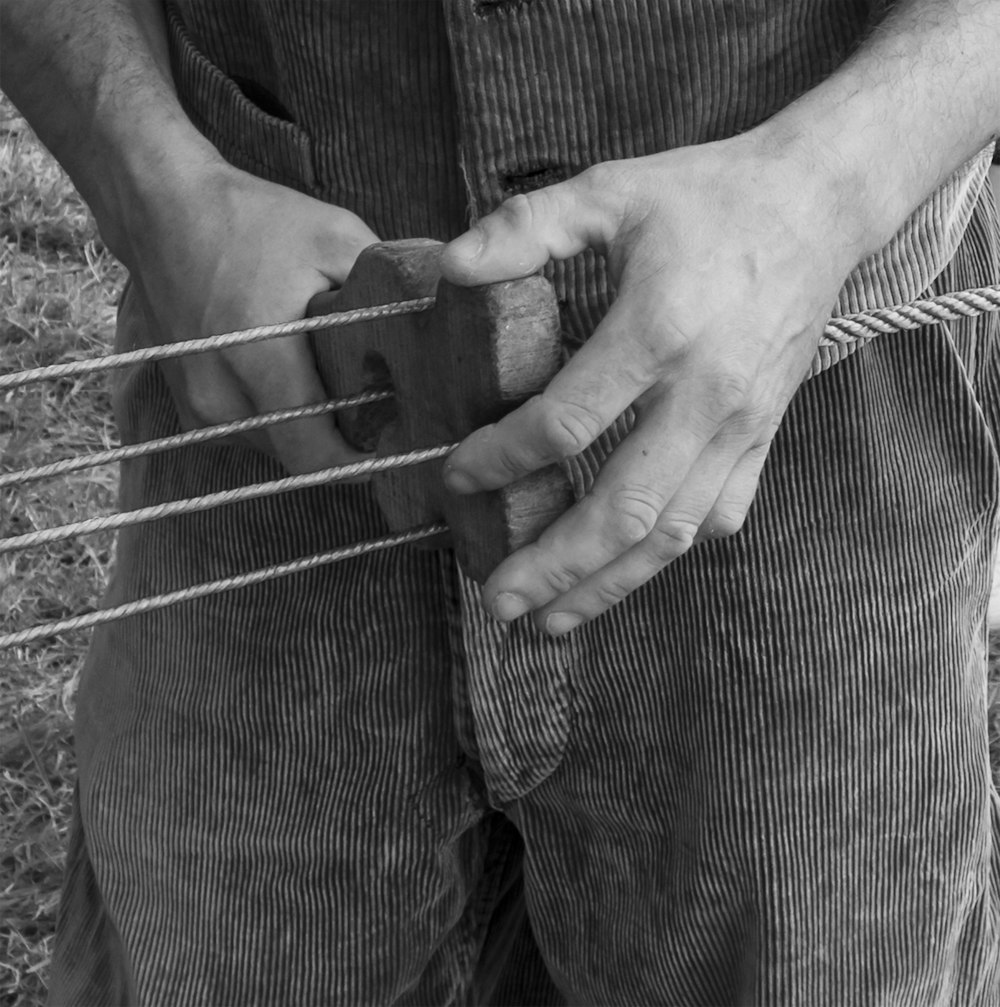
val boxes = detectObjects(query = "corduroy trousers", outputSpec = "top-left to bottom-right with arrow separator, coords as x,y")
48,183 -> 1000,1004
45,2 -> 1000,1002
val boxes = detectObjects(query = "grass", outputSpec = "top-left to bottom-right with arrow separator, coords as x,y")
1,94 -> 124,1007
0,92 -> 999,1007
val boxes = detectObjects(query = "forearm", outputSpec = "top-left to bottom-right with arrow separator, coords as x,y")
0,0 -> 222,266
753,0 -> 1000,265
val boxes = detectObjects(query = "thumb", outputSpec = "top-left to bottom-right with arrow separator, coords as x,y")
440,169 -> 622,286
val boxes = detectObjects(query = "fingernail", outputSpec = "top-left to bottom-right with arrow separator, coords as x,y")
545,612 -> 583,637
443,464 -> 481,495
491,592 -> 528,622
447,226 -> 485,262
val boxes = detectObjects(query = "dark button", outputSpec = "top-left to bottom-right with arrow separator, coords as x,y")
500,164 -> 569,197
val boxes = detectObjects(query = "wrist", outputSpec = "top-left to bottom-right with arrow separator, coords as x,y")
755,95 -> 926,262
745,4 -> 1000,267
88,111 -> 229,270
0,0 -> 237,273
717,122 -> 879,285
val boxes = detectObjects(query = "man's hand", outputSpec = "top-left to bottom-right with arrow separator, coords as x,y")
130,164 -> 378,473
440,139 -> 856,634
1,0 -> 378,474
441,0 -> 1000,634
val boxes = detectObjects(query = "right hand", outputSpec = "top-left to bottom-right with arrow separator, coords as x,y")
126,162 -> 380,474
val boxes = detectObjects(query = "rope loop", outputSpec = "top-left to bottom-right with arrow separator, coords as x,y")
822,284 -> 1000,344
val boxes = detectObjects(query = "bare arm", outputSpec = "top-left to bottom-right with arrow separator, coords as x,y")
440,0 -> 1000,632
1,0 -> 378,472
766,0 -> 1000,258
0,0 -> 212,267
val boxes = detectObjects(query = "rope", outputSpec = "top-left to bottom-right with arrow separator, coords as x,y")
822,284 -> 1000,344
0,296 -> 435,391
0,390 -> 393,488
3,285 -> 992,490
0,443 -> 457,555
5,281 -> 1000,645
4,285 -> 999,393
0,522 -> 449,650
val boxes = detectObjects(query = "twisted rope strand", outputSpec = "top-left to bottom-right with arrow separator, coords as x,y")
0,443 -> 457,555
0,522 -> 449,650
822,284 -> 1000,344
6,282 -> 1000,645
0,296 -> 435,391
3,286 -> 997,391
0,390 -> 393,489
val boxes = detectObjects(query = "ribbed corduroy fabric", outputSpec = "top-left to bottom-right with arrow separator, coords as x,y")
49,2 -> 1000,1005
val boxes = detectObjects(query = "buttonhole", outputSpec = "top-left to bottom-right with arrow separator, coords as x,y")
500,163 -> 569,197
475,0 -> 535,15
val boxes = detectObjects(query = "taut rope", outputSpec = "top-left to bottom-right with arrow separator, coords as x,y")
0,444 -> 458,555
4,284 -> 1000,649
823,285 -> 1000,343
0,524 -> 449,649
0,297 -> 436,391
0,392 -> 392,489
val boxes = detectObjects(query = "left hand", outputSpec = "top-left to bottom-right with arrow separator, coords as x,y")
439,135 -> 864,635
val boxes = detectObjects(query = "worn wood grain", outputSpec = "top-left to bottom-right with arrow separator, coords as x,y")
309,239 -> 573,583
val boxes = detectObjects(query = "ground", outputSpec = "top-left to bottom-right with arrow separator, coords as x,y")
1,94 -> 1000,1007
1,95 -> 123,1007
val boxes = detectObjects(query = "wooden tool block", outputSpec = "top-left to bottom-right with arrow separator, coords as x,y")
309,239 -> 574,584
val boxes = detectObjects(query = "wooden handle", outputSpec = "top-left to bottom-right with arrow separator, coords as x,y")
309,239 -> 573,584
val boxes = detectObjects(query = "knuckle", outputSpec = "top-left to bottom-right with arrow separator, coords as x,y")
634,315 -> 693,371
704,369 -> 755,414
635,334 -> 677,374
537,398 -> 605,458
183,384 -> 227,426
608,486 -> 664,548
498,192 -> 538,229
540,563 -> 584,596
593,579 -> 632,608
578,160 -> 616,194
712,410 -> 776,452
647,515 -> 700,560
492,437 -> 531,480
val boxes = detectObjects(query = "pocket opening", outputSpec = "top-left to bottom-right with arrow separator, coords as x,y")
164,3 -> 316,192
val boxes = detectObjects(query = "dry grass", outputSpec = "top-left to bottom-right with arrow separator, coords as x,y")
1,94 -> 123,1007
1,93 -> 999,1007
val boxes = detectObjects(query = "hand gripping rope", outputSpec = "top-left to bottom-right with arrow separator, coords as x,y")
3,237 -> 1000,650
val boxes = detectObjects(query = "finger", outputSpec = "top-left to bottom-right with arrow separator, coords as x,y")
306,289 -> 343,318
439,168 -> 623,286
158,353 -> 252,432
444,295 -> 682,493
161,353 -> 295,462
478,389 -> 743,618
480,386 -> 776,620
225,335 -> 369,474
537,443 -> 771,634
164,349 -> 364,471
263,409 -> 367,475
695,440 -> 771,542
291,209 -> 378,319
301,208 -> 380,287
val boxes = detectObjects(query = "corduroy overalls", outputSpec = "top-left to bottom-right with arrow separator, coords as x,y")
52,2 -> 1000,1003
